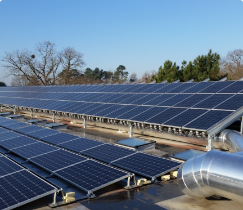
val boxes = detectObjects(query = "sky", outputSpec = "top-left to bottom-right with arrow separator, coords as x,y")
0,0 -> 243,85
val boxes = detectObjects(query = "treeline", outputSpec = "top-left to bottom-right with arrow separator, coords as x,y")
1,41 -> 243,86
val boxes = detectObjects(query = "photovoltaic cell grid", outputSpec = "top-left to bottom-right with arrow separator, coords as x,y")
40,133 -> 79,145
29,150 -> 87,172
111,153 -> 181,179
59,138 -> 104,153
0,156 -> 57,210
0,136 -> 37,150
54,160 -> 129,192
81,144 -> 135,163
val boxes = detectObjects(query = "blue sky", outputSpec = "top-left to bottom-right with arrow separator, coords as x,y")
0,0 -> 243,85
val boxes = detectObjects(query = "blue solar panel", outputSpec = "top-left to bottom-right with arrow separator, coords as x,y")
76,103 -> 102,115
163,109 -> 208,127
54,160 -> 129,192
183,82 -> 215,93
29,150 -> 87,172
218,81 -> 243,93
0,170 -> 56,210
130,94 -> 160,105
111,153 -> 181,179
0,127 -> 8,134
119,94 -> 147,105
0,156 -> 23,176
143,94 -> 176,106
174,94 -> 212,108
199,81 -> 235,93
108,94 -> 127,103
27,129 -> 59,139
193,94 -> 234,109
40,133 -> 79,144
141,84 -> 169,93
104,105 -> 137,118
11,142 -> 58,159
167,83 -> 197,93
0,132 -> 21,142
81,144 -> 135,163
95,105 -> 125,117
146,108 -> 186,124
129,85 -> 148,93
214,94 -> 243,111
90,93 -> 116,102
154,83 -> 183,93
130,107 -> 169,122
3,122 -> 29,130
14,125 -> 44,134
0,136 -> 37,150
117,106 -> 151,120
158,94 -> 192,106
85,104 -> 114,116
58,138 -> 104,152
183,110 -> 234,131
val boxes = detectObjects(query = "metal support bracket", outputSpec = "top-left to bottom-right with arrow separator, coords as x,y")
129,123 -> 133,138
206,135 -> 215,151
30,109 -> 33,119
83,117 -> 86,129
52,113 -> 55,123
241,117 -> 243,134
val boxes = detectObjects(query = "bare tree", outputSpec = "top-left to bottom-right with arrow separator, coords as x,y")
137,70 -> 157,83
58,47 -> 85,85
129,73 -> 138,83
220,49 -> 243,80
2,41 -> 62,86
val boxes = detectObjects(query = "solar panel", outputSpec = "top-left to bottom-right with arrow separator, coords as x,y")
95,105 -> 125,117
146,108 -> 186,124
167,83 -> 197,93
27,129 -> 59,139
143,94 -> 176,106
154,83 -> 183,93
130,107 -> 169,122
76,103 -> 103,115
40,133 -> 79,145
111,153 -> 181,179
130,94 -> 160,105
11,142 -> 59,159
193,94 -> 234,109
81,144 -> 135,163
199,81 -> 235,93
14,125 -> 44,134
119,94 -> 147,104
104,105 -> 137,119
0,136 -> 37,150
54,160 -> 129,192
0,127 -> 8,134
158,94 -> 192,106
108,94 -> 127,103
163,108 -> 208,127
29,150 -> 87,172
183,110 -> 234,131
58,138 -> 104,152
174,94 -> 212,108
0,170 -> 56,210
3,122 -> 29,130
0,132 -> 21,142
117,106 -> 151,120
85,104 -> 115,116
219,81 -> 243,93
0,156 -> 23,176
214,94 -> 243,111
183,82 -> 215,93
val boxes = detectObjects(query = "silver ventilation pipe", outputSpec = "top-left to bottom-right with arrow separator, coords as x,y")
177,129 -> 243,204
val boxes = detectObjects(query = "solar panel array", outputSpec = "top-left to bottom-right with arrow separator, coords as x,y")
0,154 -> 57,210
0,81 -> 242,133
0,117 -> 181,180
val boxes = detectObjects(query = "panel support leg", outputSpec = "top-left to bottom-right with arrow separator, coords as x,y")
13,106 -> 16,114
129,123 -> 133,138
30,109 -> 33,119
52,191 -> 57,205
83,117 -> 86,129
206,135 -> 215,151
0,105 -> 2,113
126,176 -> 131,188
52,113 -> 55,123
241,117 -> 243,134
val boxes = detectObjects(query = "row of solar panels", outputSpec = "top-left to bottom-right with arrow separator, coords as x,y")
1,80 -> 243,94
0,94 -> 237,132
0,153 -> 57,210
0,117 -> 181,183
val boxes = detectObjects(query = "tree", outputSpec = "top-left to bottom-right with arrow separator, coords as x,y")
0,82 -> 6,87
2,41 -> 85,86
152,60 -> 180,83
114,65 -> 128,82
58,69 -> 83,85
220,49 -> 243,80
129,73 -> 138,83
58,47 -> 85,85
138,70 -> 157,83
